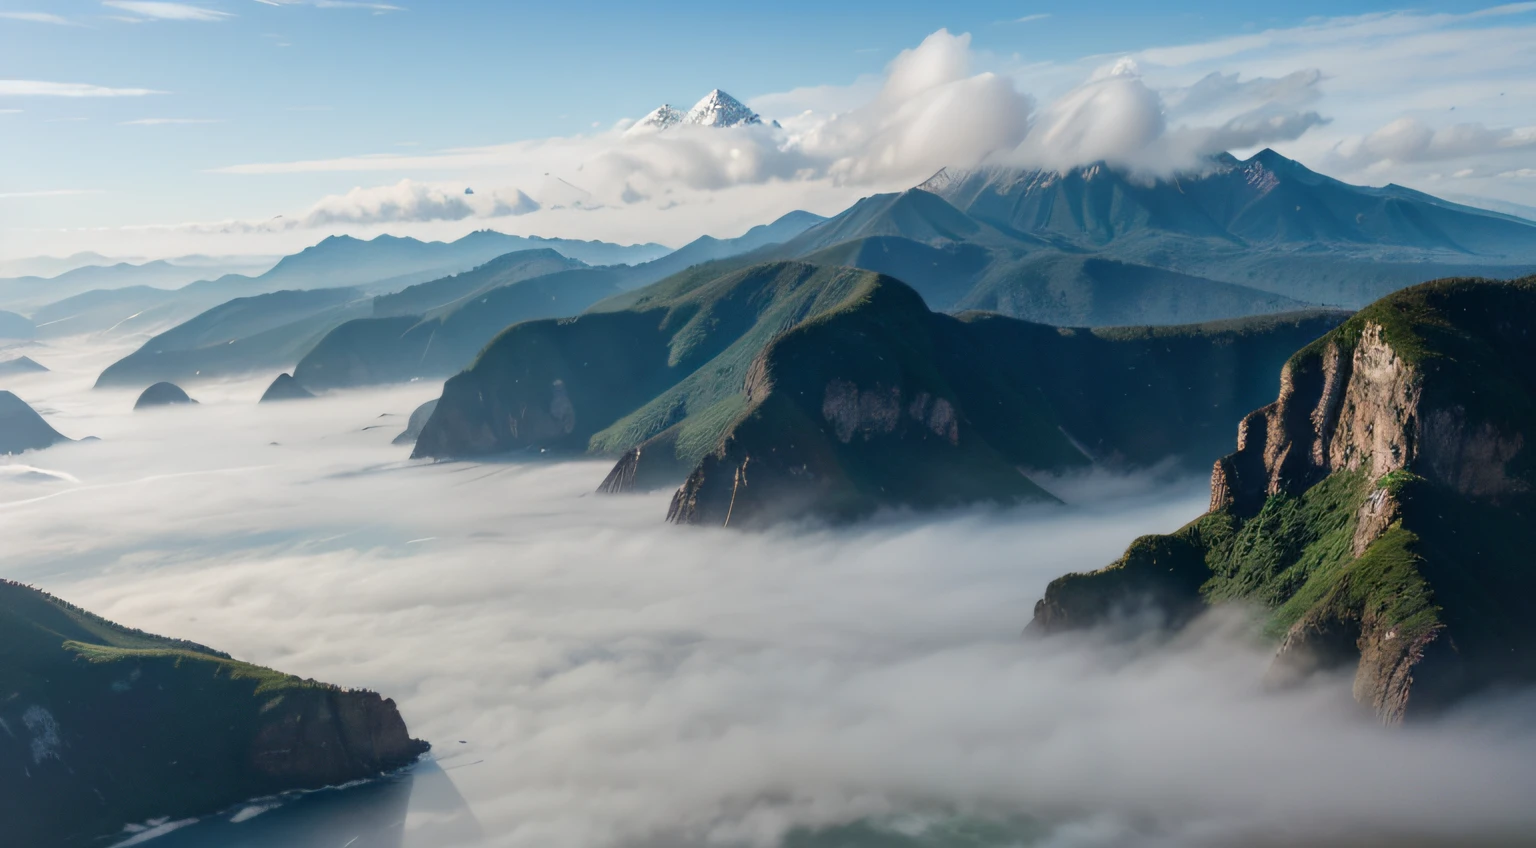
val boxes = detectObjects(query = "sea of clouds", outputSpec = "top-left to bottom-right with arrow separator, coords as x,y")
4,341 -> 1536,848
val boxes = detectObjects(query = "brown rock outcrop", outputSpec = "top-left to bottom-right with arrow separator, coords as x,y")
251,688 -> 429,785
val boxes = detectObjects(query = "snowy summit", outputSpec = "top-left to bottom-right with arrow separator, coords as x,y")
632,104 -> 684,133
626,89 -> 763,136
683,89 -> 761,128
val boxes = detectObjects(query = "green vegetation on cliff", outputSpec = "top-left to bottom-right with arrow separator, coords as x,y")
1030,276 -> 1536,722
0,581 -> 428,847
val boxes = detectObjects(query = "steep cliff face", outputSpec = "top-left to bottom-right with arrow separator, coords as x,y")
662,289 -> 1345,527
665,295 -> 1065,527
249,687 -> 427,785
0,581 -> 428,847
1031,276 -> 1536,723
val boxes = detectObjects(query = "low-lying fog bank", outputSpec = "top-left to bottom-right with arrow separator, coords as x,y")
5,343 -> 1536,848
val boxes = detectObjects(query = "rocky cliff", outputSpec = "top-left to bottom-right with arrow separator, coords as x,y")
1030,276 -> 1536,722
0,581 -> 428,846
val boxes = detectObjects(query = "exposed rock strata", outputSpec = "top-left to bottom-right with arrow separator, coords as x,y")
1031,277 -> 1536,723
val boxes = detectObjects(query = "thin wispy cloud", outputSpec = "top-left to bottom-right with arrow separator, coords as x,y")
0,11 -> 78,25
0,189 -> 104,199
253,0 -> 404,11
1010,13 -> 1051,23
102,1 -> 234,21
0,80 -> 165,97
121,117 -> 224,125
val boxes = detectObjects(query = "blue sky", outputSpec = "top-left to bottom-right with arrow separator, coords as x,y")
2,0 -> 1534,258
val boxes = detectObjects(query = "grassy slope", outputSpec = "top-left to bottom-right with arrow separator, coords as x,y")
0,581 -> 419,847
294,267 -> 622,390
371,249 -> 585,317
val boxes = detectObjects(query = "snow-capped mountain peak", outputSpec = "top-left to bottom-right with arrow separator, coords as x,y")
683,89 -> 762,128
626,90 -> 765,137
629,104 -> 684,134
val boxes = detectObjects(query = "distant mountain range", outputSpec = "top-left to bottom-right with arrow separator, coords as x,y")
0,252 -> 277,283
92,215 -> 826,388
95,287 -> 372,388
83,149 -> 1536,394
6,231 -> 675,342
898,150 -> 1536,309
233,230 -> 670,295
0,258 -> 275,313
651,149 -> 1536,327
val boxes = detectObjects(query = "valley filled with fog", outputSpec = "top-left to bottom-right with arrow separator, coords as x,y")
5,341 -> 1536,848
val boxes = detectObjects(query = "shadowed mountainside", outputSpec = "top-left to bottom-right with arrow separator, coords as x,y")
0,391 -> 71,454
0,581 -> 428,847
95,287 -> 371,388
413,260 -> 1346,525
294,260 -> 623,391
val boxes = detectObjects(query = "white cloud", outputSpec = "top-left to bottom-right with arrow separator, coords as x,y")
791,30 -> 1034,184
253,0 -> 404,10
102,1 -> 233,21
216,29 -> 1035,193
1004,59 -> 1326,174
1134,5 -> 1536,68
19,6 -> 1536,257
1333,116 -> 1536,166
205,26 -> 1321,201
120,117 -> 224,125
7,359 -> 1536,848
0,11 -> 77,24
0,80 -> 165,97
0,189 -> 104,199
296,179 -> 539,227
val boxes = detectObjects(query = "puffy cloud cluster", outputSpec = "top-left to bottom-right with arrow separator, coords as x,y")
582,30 -> 1033,198
1333,116 -> 1536,168
789,30 -> 1033,184
298,180 -> 540,227
1008,59 -> 1327,175
210,28 -> 1332,234
38,6 -> 1532,259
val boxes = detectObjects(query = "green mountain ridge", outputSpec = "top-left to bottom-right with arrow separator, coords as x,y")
95,287 -> 372,388
293,257 -> 623,391
0,580 -> 427,847
413,259 -> 1346,525
1029,276 -> 1536,723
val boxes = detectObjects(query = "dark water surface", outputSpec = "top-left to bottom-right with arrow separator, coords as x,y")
125,760 -> 483,848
